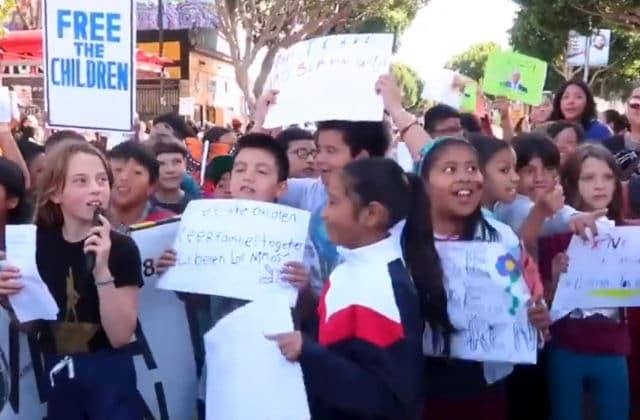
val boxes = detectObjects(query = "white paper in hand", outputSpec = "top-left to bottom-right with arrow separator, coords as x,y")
6,225 -> 59,323
205,296 -> 310,420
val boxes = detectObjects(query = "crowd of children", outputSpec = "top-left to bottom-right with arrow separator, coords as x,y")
0,71 -> 635,420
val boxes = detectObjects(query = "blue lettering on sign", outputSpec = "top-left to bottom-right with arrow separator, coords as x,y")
51,9 -> 129,92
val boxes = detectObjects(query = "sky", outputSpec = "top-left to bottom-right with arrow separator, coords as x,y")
396,0 -> 520,79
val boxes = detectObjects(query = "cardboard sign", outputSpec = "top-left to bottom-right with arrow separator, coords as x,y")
158,200 -> 310,305
264,34 -> 393,128
483,51 -> 547,106
43,0 -> 136,131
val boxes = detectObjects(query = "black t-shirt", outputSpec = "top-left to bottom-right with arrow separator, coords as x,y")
35,226 -> 143,354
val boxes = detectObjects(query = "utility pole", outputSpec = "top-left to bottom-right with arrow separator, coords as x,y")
583,34 -> 591,83
158,0 -> 166,107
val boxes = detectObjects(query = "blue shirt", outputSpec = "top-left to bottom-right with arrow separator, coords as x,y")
584,120 -> 612,143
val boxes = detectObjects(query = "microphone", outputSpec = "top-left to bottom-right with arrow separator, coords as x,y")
85,207 -> 104,273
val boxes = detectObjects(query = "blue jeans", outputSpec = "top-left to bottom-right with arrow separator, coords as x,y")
547,346 -> 629,420
44,349 -> 142,420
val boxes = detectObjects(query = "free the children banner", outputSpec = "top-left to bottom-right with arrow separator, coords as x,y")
43,0 -> 136,131
263,33 -> 394,128
157,199 -> 310,305
424,241 -> 537,364
551,226 -> 640,321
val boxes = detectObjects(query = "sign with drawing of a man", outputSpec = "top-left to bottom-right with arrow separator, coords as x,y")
502,69 -> 528,93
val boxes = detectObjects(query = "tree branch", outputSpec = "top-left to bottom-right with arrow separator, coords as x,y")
570,3 -> 640,31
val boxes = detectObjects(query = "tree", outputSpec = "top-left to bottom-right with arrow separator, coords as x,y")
552,0 -> 640,31
214,0 -> 427,112
342,0 -> 428,51
445,42 -> 501,82
511,0 -> 640,98
391,62 -> 424,112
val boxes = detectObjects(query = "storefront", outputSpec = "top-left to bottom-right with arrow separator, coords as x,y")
0,30 -> 172,122
137,28 -> 245,126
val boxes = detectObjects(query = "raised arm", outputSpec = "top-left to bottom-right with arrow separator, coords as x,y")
376,75 -> 430,161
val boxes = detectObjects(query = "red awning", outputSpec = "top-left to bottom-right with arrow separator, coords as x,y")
0,30 -> 174,72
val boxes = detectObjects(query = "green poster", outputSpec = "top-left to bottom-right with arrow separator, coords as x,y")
483,51 -> 548,106
460,82 -> 477,112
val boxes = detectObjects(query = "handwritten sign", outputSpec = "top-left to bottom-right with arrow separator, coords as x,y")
157,200 -> 310,304
423,241 -> 536,364
483,51 -> 548,106
264,34 -> 393,128
43,0 -> 136,131
551,227 -> 640,321
129,219 -> 201,419
205,296 -> 310,420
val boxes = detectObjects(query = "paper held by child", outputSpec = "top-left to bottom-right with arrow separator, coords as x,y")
157,199 -> 310,306
5,225 -> 59,323
551,225 -> 640,322
483,51 -> 548,106
204,295 -> 310,420
263,33 -> 394,128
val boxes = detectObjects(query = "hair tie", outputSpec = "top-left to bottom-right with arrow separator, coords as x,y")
415,137 -> 446,175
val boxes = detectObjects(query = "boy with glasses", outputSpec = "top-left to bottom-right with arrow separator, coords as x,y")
275,127 -> 317,178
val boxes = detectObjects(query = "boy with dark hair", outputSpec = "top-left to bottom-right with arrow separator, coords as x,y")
204,155 -> 233,198
230,133 -> 290,200
44,130 -> 86,152
151,140 -> 192,214
253,92 -> 394,292
152,113 -> 192,140
17,139 -> 45,192
494,133 -> 604,245
423,104 -> 463,138
151,112 -> 205,186
155,133 -> 310,419
275,127 -> 317,178
108,140 -> 174,229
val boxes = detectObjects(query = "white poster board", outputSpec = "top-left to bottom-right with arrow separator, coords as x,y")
157,200 -> 310,304
424,242 -> 537,364
420,68 -> 464,109
551,226 -> 640,321
43,0 -> 136,131
204,296 -> 310,420
130,219 -> 202,419
179,97 -> 195,116
264,34 -> 393,128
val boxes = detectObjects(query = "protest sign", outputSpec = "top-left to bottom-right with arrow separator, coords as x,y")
460,82 -> 478,113
0,313 -> 46,419
483,51 -> 547,106
424,242 -> 537,364
420,68 -> 464,109
130,219 -> 202,419
179,97 -> 195,116
43,0 -> 136,131
205,295 -> 310,420
551,227 -> 640,321
157,200 -> 310,305
264,34 -> 393,128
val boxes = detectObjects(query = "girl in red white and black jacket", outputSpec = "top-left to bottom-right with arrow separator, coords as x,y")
269,158 -> 452,420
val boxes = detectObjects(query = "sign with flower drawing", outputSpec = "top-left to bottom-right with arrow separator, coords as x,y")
424,241 -> 537,364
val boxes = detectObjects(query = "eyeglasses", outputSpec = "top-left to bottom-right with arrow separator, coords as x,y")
290,148 -> 318,160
